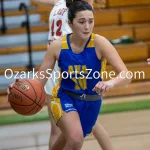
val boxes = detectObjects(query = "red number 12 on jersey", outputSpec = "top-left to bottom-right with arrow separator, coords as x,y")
51,19 -> 62,36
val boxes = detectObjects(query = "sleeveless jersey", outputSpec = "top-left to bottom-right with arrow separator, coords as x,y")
48,0 -> 72,42
58,33 -> 106,95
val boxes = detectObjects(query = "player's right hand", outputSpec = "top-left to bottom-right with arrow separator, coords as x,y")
7,79 -> 19,100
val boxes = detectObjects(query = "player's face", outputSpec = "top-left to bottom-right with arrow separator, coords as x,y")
71,10 -> 94,40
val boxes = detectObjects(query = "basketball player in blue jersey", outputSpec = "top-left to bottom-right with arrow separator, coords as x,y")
33,1 -> 132,149
32,0 -> 115,150
6,1 -> 114,150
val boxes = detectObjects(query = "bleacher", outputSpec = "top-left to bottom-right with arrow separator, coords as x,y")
0,0 -> 150,109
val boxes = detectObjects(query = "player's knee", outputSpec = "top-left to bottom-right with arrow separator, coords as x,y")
67,132 -> 83,149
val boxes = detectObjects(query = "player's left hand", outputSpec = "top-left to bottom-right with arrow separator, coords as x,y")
92,81 -> 114,95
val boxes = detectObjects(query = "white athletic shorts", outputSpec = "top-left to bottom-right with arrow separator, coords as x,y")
44,61 -> 59,95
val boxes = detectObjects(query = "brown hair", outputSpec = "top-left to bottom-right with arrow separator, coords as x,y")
66,0 -> 93,23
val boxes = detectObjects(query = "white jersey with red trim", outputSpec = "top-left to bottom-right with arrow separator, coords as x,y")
45,0 -> 72,95
48,0 -> 72,43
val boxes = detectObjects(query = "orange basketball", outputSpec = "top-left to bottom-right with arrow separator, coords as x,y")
8,79 -> 46,116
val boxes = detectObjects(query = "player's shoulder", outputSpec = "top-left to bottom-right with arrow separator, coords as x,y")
47,37 -> 63,58
94,34 -> 111,46
48,37 -> 62,51
94,34 -> 107,41
52,37 -> 62,46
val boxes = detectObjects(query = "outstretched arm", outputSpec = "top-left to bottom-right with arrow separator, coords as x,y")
32,0 -> 56,6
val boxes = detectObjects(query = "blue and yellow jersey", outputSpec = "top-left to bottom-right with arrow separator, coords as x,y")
58,33 -> 106,95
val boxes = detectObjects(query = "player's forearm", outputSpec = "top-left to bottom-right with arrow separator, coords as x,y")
34,64 -> 53,87
32,0 -> 55,6
108,71 -> 132,88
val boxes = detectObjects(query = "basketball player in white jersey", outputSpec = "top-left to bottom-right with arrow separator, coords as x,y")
33,0 -> 114,150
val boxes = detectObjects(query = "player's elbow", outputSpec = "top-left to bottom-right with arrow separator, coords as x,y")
122,71 -> 132,85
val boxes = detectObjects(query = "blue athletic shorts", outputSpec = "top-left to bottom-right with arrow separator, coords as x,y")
50,88 -> 102,137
